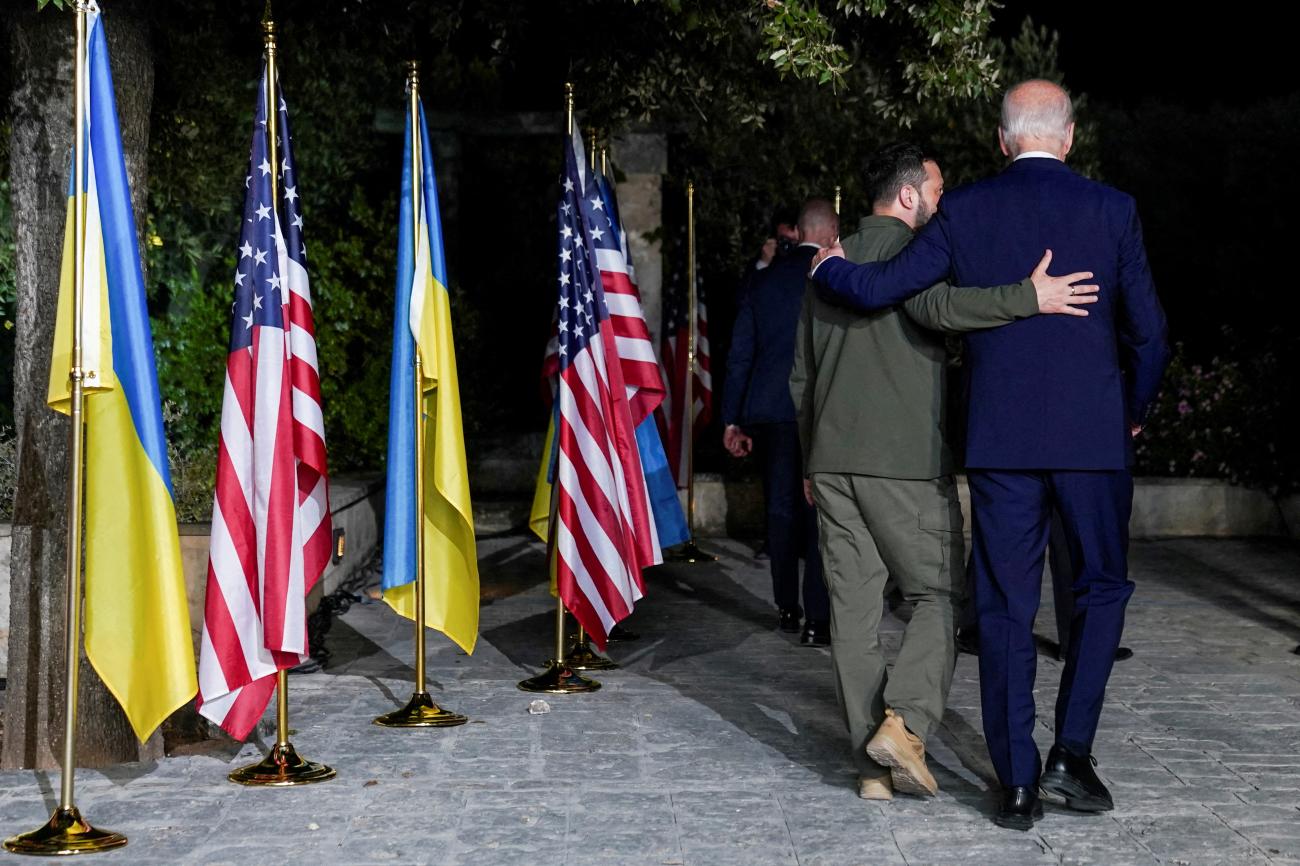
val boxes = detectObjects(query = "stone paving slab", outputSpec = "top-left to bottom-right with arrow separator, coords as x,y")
1,536 -> 1299,864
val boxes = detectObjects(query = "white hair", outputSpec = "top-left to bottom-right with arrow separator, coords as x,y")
1000,80 -> 1074,155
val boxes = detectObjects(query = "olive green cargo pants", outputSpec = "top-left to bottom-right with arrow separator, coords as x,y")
811,473 -> 966,777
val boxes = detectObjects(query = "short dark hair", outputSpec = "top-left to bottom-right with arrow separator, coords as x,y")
865,142 -> 933,208
769,205 -> 799,236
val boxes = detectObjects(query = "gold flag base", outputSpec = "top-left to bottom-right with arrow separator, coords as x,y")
3,806 -> 127,856
667,540 -> 716,563
228,742 -> 336,787
373,691 -> 468,728
607,623 -> 640,643
563,638 -> 619,671
517,661 -> 601,693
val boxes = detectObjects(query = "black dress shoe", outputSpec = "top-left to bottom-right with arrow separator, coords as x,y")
778,609 -> 801,633
800,620 -> 830,647
994,786 -> 1043,831
1056,645 -> 1133,663
1039,744 -> 1113,812
956,627 -> 980,656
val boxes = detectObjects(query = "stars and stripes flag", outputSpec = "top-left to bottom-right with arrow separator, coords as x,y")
197,68 -> 331,740
540,174 -> 659,414
655,257 -> 712,488
550,127 -> 657,648
532,136 -> 687,551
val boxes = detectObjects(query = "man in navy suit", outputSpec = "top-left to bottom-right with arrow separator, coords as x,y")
724,199 -> 838,647
809,80 -> 1169,829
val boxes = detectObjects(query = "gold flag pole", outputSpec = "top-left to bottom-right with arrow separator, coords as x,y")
563,128 -> 618,672
5,2 -> 126,853
519,83 -> 600,694
670,180 -> 714,563
374,60 -> 468,727
228,10 -> 335,784
834,184 -> 842,216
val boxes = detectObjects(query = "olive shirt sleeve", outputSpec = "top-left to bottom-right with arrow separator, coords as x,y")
789,285 -> 817,471
902,278 -> 1038,335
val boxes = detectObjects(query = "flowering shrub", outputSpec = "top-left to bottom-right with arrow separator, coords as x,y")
1133,343 -> 1288,493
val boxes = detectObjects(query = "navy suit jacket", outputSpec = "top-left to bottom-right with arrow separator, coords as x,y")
723,244 -> 819,427
812,157 -> 1169,470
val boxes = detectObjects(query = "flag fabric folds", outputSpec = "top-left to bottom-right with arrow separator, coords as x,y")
46,5 -> 196,743
655,262 -> 712,488
380,100 -> 479,654
548,127 -> 657,648
532,147 -> 687,551
197,68 -> 332,740
590,168 -> 688,549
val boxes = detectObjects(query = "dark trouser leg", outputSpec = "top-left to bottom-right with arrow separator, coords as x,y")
753,423 -> 801,614
1050,469 -> 1134,756
958,558 -> 978,633
792,427 -> 829,623
1047,509 -> 1073,649
969,470 -> 1052,788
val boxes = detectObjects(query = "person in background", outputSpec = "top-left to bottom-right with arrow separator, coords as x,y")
724,199 -> 837,647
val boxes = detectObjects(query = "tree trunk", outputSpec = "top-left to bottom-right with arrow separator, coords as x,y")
3,1 -> 159,770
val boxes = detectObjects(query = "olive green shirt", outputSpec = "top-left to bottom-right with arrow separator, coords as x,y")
790,215 -> 1038,480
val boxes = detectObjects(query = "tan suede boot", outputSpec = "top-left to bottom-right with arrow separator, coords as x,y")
864,708 -> 938,797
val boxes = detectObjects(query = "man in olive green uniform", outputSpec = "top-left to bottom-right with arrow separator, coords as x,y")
790,143 -> 1097,800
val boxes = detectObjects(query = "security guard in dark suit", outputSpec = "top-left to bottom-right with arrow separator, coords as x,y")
723,200 -> 836,647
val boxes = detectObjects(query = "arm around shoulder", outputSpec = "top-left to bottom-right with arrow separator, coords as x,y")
903,277 -> 1038,334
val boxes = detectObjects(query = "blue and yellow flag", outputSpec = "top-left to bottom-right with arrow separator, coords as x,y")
46,6 -> 195,742
381,100 -> 479,653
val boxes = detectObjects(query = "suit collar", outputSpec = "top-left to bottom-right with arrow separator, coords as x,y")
1005,156 -> 1074,175
788,243 -> 818,264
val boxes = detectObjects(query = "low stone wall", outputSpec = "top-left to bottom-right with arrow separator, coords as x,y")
691,475 -> 1294,540
2,473 -> 1296,677
1,475 -> 384,679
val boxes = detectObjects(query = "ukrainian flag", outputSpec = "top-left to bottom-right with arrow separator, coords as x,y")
46,6 -> 195,742
381,100 -> 479,653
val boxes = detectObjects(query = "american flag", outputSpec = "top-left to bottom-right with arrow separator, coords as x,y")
197,69 -> 331,740
656,255 -> 712,488
543,155 -> 664,425
589,167 -> 665,425
552,127 -> 656,649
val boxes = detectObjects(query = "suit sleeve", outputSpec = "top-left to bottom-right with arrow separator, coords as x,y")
811,207 -> 955,311
1115,198 -> 1170,424
903,278 -> 1038,334
789,285 -> 816,470
721,285 -> 757,428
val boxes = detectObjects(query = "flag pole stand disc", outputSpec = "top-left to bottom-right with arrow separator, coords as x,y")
373,691 -> 468,728
667,539 -> 716,563
228,742 -> 336,786
517,661 -> 601,694
607,623 -> 640,643
563,636 -> 619,671
3,807 -> 127,856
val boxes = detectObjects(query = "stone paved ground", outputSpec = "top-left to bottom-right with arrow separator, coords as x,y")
1,535 -> 1299,865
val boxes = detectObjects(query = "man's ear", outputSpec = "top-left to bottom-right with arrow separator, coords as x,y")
998,128 -> 1011,158
900,185 -> 916,211
1061,122 -> 1076,158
